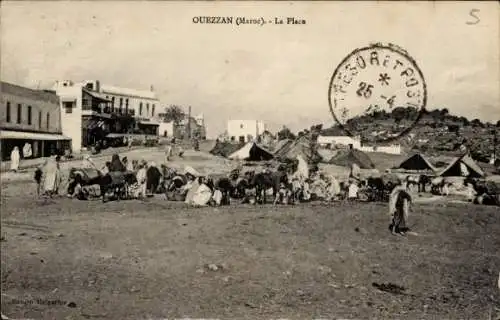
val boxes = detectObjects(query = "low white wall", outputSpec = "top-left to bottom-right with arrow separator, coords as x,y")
358,145 -> 401,155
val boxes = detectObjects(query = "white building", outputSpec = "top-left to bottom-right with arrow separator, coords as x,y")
159,122 -> 175,138
227,120 -> 266,143
53,80 -> 160,152
194,113 -> 204,127
317,135 -> 362,149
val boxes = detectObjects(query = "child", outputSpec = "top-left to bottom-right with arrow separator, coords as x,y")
274,183 -> 290,205
34,167 -> 43,197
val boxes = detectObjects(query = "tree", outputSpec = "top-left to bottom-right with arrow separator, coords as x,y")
160,105 -> 185,124
459,116 -> 469,126
471,118 -> 484,128
392,107 -> 407,124
277,126 -> 296,141
448,124 -> 460,135
496,120 -> 500,127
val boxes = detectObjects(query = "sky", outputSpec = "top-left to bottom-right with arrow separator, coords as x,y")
1,1 -> 499,138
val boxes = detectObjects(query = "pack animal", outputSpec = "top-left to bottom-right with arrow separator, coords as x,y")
248,170 -> 289,204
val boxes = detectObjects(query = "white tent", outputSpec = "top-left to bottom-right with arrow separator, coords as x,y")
228,142 -> 274,161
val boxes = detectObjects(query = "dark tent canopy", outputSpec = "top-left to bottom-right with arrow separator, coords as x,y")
397,153 -> 436,172
228,142 -> 274,161
439,153 -> 485,178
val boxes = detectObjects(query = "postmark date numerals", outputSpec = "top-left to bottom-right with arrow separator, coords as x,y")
356,82 -> 374,99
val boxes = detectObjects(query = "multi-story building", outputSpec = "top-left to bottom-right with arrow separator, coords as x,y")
0,81 -> 71,160
53,80 -> 160,152
227,120 -> 266,143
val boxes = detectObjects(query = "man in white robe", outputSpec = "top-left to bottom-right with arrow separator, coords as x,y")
348,179 -> 359,200
191,177 -> 213,206
10,147 -> 20,172
135,163 -> 147,199
23,143 -> 32,158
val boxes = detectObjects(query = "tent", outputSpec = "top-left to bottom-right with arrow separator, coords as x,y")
438,153 -> 485,178
274,135 -> 322,164
209,140 -> 244,158
273,139 -> 293,154
328,148 -> 375,169
397,153 -> 436,172
228,141 -> 274,161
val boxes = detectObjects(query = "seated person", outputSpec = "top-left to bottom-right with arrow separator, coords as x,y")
274,182 -> 292,205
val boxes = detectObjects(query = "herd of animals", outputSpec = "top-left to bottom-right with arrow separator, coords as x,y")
65,158 -> 500,206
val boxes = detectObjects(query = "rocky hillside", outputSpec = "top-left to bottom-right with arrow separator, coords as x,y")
320,107 -> 500,163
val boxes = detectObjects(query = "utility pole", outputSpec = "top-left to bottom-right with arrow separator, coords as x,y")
255,121 -> 259,142
493,129 -> 498,163
187,105 -> 191,140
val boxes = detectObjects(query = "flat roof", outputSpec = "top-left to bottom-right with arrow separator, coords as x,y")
1,81 -> 59,104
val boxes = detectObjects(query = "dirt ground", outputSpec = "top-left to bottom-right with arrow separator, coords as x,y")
2,148 -> 500,319
1,173 -> 500,320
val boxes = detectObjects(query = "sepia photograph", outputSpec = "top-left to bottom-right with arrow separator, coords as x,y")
1,1 -> 499,319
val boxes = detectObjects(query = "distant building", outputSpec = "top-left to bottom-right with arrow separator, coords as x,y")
317,135 -> 362,149
53,80 -> 160,152
0,81 -> 71,160
227,120 -> 266,143
157,112 -> 206,140
158,121 -> 175,138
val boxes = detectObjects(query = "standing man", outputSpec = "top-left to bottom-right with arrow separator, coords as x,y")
165,144 -> 173,163
178,143 -> 185,158
10,146 -> 20,172
388,182 -> 412,236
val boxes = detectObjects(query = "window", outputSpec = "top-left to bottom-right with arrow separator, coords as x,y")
17,104 -> 22,124
46,113 -> 50,129
82,98 -> 91,109
119,98 -> 123,107
39,111 -> 42,128
6,102 -> 11,122
139,102 -> 143,115
146,103 -> 149,116
152,104 -> 155,117
240,124 -> 244,129
27,106 -> 32,125
111,97 -> 115,106
64,101 -> 73,113
125,98 -> 129,114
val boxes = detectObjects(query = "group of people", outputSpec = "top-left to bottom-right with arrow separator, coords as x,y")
68,153 -> 163,200
30,149 -> 412,236
162,160 -> 372,207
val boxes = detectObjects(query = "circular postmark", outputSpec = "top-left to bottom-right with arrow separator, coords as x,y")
328,43 -> 427,143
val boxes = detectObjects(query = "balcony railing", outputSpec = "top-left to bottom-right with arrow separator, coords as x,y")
83,102 -> 136,117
